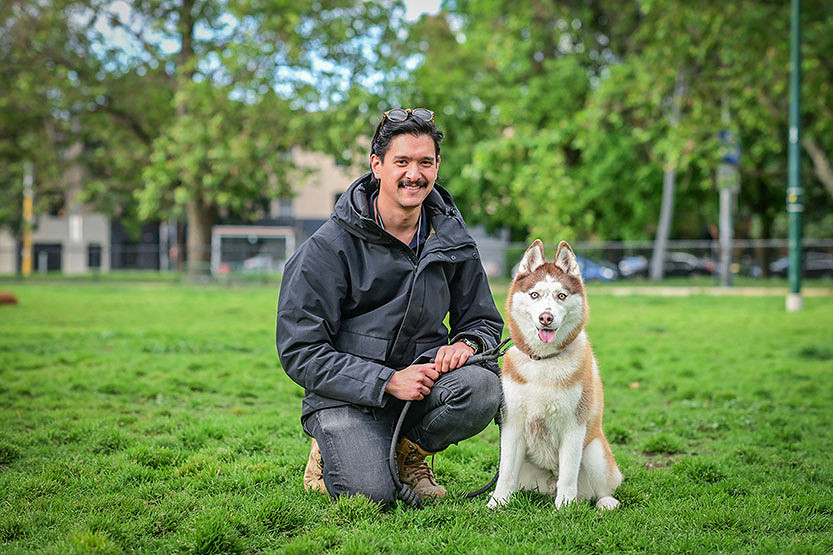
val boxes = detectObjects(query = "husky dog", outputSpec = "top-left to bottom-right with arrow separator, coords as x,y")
488,240 -> 622,510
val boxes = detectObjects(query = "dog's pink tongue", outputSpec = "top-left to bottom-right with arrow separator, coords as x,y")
538,329 -> 556,343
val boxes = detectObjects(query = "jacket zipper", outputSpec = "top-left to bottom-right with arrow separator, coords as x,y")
387,239 -> 477,366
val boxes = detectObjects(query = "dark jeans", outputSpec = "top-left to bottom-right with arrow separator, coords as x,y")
302,363 -> 501,505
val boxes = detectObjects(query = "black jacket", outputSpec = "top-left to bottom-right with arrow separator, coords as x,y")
276,172 -> 504,420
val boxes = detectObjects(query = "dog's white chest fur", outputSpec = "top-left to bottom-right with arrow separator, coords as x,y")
502,346 -> 586,470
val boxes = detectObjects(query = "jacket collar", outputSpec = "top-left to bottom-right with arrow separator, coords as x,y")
333,172 -> 472,251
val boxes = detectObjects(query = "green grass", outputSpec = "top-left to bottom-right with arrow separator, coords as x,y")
1,282 -> 832,553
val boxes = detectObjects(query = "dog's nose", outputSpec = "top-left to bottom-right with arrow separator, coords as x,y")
539,311 -> 553,326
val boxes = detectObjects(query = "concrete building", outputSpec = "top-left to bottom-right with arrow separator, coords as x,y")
0,228 -> 17,274
0,210 -> 111,275
1,147 -> 509,276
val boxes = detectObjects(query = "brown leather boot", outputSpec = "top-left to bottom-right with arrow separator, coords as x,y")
303,439 -> 327,494
396,437 -> 447,499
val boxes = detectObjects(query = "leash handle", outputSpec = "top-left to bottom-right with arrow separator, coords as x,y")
464,337 -> 511,366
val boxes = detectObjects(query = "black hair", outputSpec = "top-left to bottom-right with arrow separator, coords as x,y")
370,115 -> 444,162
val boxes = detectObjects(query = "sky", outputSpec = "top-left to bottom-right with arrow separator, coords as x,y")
92,1 -> 445,56
404,0 -> 443,21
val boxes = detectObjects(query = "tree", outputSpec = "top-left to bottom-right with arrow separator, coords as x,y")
397,0 -> 833,252
97,0 -> 409,273
391,0 -> 651,240
4,0 -> 409,273
0,0 -> 99,236
138,83 -> 296,267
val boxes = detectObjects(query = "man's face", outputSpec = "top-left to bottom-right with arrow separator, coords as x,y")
371,133 -> 440,212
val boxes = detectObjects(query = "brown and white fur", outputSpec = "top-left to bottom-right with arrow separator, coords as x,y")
487,240 -> 622,510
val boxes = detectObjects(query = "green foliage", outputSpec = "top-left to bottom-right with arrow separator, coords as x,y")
1,0 -> 408,260
383,0 -> 833,242
0,0 -> 101,233
140,83 -> 294,222
4,0 -> 833,250
1,282 -> 833,552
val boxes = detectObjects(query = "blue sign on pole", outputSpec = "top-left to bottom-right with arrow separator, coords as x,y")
718,130 -> 741,166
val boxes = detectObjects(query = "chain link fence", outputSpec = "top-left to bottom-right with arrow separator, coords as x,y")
1,239 -> 832,283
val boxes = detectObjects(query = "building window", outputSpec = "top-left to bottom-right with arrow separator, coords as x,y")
88,244 -> 102,269
277,197 -> 293,218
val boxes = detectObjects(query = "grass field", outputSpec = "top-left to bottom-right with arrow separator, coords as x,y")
1,282 -> 832,553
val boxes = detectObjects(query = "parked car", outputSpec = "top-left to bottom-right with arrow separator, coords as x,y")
576,255 -> 619,281
664,252 -> 715,276
616,252 -> 715,278
769,252 -> 833,278
510,254 -> 619,281
242,254 -> 279,272
618,255 -> 648,278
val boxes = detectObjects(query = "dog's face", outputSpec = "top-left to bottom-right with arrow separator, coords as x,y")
508,240 -> 588,353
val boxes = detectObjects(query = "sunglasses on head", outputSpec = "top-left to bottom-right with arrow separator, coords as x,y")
383,108 -> 434,124
371,108 -> 435,153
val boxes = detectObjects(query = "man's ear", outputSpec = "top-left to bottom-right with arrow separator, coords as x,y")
517,239 -> 546,275
554,241 -> 581,280
370,153 -> 382,178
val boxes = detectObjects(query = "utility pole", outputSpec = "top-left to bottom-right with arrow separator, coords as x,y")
21,160 -> 34,277
786,0 -> 803,312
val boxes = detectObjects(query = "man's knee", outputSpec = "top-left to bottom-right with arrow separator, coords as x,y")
441,364 -> 501,415
308,407 -> 398,507
468,365 -> 502,421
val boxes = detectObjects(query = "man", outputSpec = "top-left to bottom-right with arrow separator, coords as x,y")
276,108 -> 503,506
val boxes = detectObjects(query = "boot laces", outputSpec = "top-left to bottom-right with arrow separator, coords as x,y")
404,446 -> 437,483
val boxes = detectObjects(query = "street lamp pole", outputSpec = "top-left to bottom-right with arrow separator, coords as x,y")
786,0 -> 803,312
21,160 -> 34,277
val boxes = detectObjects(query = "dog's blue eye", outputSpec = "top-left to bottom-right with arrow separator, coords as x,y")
530,292 -> 539,299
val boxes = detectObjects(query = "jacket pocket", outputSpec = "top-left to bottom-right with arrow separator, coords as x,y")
334,329 -> 390,362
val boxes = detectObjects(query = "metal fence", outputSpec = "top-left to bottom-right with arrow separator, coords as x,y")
482,239 -> 833,281
1,239 -> 832,282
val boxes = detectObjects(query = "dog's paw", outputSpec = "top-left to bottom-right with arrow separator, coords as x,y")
596,496 -> 620,510
554,492 -> 577,509
487,494 -> 507,509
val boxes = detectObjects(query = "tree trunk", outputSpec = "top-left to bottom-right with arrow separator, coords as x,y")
650,166 -> 677,281
650,70 -> 686,281
186,195 -> 215,277
178,0 -> 204,276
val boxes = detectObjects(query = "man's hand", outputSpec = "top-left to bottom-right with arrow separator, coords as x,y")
435,341 -> 475,374
385,363 -> 440,401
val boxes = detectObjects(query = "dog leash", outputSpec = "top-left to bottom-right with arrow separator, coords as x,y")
389,337 -> 512,508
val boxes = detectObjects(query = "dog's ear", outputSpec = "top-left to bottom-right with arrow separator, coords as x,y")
517,239 -> 546,275
555,241 -> 581,280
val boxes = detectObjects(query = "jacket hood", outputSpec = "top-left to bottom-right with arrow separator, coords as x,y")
332,172 -> 474,250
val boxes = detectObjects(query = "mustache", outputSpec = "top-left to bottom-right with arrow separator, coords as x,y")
398,179 -> 428,188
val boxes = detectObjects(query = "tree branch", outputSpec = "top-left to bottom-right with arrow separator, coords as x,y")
759,90 -> 833,199
802,135 -> 833,198
94,100 -> 153,146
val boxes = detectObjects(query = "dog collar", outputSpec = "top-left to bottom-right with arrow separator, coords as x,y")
529,351 -> 564,361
